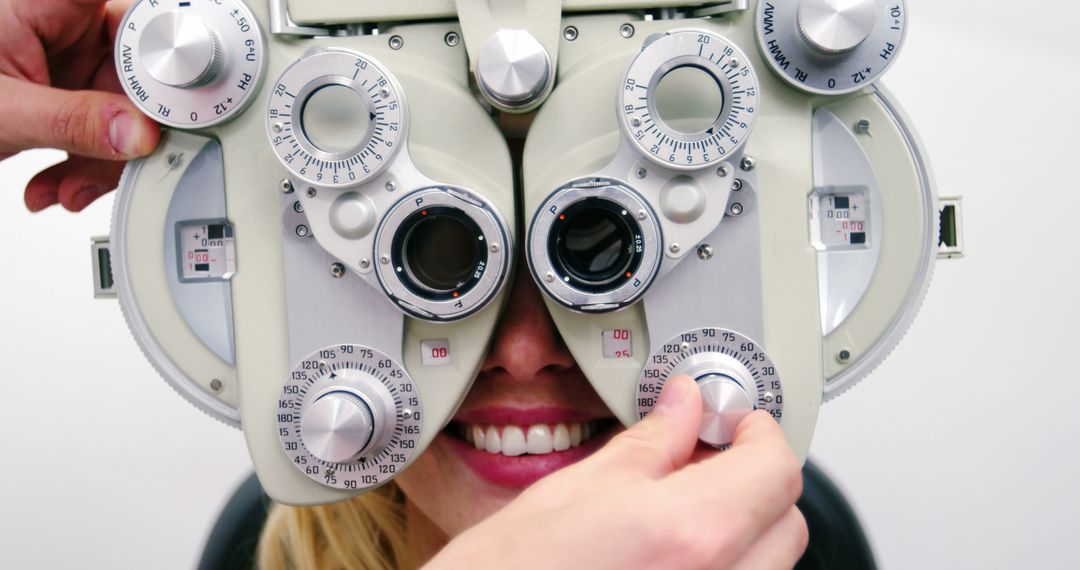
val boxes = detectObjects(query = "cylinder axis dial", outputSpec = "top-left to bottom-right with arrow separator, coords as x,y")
267,48 -> 407,188
115,0 -> 265,128
619,30 -> 760,170
278,344 -> 422,490
637,327 -> 783,449
756,0 -> 907,95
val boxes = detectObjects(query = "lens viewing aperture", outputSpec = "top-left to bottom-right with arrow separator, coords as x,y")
393,206 -> 486,299
549,198 -> 643,293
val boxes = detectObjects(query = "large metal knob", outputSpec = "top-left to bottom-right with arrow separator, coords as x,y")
696,374 -> 755,448
300,391 -> 377,463
139,11 -> 223,88
475,29 -> 551,112
797,0 -> 878,54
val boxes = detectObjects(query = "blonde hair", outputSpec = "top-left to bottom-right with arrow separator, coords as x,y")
257,482 -> 414,570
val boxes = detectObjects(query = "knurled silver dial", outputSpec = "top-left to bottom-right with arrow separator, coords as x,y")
637,327 -> 783,450
266,48 -> 407,188
115,0 -> 265,128
619,30 -> 760,170
278,344 -> 422,490
756,0 -> 907,95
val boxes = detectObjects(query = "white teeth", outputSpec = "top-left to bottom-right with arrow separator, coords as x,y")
569,423 -> 582,447
502,426 -> 527,456
471,425 -> 486,451
465,421 -> 602,456
485,425 -> 501,454
553,424 -> 570,451
527,424 -> 554,455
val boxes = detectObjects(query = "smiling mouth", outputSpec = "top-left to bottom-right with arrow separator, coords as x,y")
447,420 -> 616,456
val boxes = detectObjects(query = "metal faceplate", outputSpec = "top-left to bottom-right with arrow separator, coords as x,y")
755,0 -> 907,95
620,29 -> 760,170
112,131 -> 240,426
266,47 -> 408,188
277,344 -> 423,490
115,0 -> 266,128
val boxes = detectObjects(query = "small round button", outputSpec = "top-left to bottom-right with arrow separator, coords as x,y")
696,374 -> 754,447
301,84 -> 372,155
475,29 -> 551,111
139,11 -> 223,88
797,0 -> 878,54
300,391 -> 376,463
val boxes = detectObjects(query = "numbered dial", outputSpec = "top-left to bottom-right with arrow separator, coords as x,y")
756,0 -> 907,95
637,328 -> 783,449
620,30 -> 760,170
278,345 -> 422,490
267,48 -> 407,188
115,0 -> 264,128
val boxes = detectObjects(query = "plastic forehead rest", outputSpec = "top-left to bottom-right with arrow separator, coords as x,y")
106,0 -> 951,506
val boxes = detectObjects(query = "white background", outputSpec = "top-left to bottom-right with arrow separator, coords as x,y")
1,1 -> 1078,568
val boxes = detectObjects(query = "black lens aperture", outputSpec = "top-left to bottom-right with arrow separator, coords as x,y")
393,206 -> 486,299
549,198 -> 643,294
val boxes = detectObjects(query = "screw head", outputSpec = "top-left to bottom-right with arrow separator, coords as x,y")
292,201 -> 304,213
490,243 -> 500,253
305,187 -> 317,198
330,262 -> 346,278
764,392 -> 775,403
280,179 -> 294,193
730,58 -> 740,68
444,31 -> 460,47
729,203 -> 744,216
635,167 -> 647,179
679,342 -> 690,352
389,35 -> 404,50
856,118 -> 871,134
732,179 -> 743,192
380,255 -> 390,265
359,258 -> 371,269
717,165 -> 730,177
838,349 -> 852,363
669,243 -> 681,254
167,153 -> 183,168
637,210 -> 647,221
385,180 -> 396,192
273,122 -> 283,133
740,155 -> 756,171
563,26 -> 579,41
631,117 -> 642,128
402,408 -> 414,420
295,225 -> 310,238
620,23 -> 635,38
209,379 -> 223,392
544,272 -> 555,283
697,244 -> 714,260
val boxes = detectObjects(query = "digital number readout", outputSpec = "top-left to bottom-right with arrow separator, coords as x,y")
811,192 -> 870,250
178,221 -> 236,281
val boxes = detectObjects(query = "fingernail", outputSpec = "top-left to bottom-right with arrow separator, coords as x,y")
29,191 -> 57,212
72,186 -> 103,212
109,112 -> 146,158
657,375 -> 691,410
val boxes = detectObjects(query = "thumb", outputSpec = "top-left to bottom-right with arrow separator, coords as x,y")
590,374 -> 704,478
0,76 -> 159,160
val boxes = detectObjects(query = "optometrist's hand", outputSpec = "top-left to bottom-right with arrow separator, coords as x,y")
0,0 -> 159,212
427,375 -> 808,570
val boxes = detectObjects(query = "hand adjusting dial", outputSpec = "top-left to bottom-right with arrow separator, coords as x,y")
637,327 -> 783,449
797,0 -> 877,54
140,11 -> 223,88
278,344 -> 423,490
115,0 -> 265,128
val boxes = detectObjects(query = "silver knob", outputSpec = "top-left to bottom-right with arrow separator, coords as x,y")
139,11 -> 224,88
475,29 -> 551,112
797,0 -> 878,54
300,391 -> 376,463
696,374 -> 754,448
